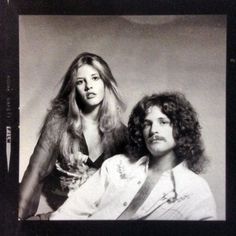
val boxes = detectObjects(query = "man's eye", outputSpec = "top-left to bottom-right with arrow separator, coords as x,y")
160,120 -> 170,125
143,122 -> 150,128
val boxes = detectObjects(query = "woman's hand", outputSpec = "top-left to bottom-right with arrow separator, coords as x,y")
69,151 -> 89,166
26,212 -> 52,220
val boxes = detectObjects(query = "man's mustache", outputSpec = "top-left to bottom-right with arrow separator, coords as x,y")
147,134 -> 166,142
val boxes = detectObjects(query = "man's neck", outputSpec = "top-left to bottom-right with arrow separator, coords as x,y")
149,151 -> 177,174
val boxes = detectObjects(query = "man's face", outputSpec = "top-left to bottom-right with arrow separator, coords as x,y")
142,105 -> 176,158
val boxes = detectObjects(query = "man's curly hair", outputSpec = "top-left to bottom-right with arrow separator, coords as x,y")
128,92 -> 207,174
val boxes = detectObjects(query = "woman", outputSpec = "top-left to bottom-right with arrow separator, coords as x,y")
19,52 -> 128,220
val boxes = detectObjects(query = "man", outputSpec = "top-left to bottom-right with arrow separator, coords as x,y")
49,92 -> 216,220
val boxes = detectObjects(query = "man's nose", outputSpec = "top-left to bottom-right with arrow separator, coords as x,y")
150,122 -> 159,134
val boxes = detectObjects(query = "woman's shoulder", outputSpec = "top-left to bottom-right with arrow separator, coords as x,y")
40,111 -> 66,144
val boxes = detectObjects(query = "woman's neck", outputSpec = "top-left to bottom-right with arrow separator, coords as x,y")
81,105 -> 100,124
80,106 -> 103,162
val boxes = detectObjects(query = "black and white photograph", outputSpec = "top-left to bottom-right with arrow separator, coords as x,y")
19,15 -> 225,221
2,1 -> 236,235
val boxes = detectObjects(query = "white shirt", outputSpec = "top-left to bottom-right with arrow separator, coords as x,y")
50,154 -> 217,220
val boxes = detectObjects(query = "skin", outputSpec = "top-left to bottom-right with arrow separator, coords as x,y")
75,64 -> 105,161
142,105 -> 177,171
118,106 -> 178,219
75,64 -> 105,114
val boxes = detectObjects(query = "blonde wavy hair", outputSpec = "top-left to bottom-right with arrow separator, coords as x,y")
40,52 -> 125,162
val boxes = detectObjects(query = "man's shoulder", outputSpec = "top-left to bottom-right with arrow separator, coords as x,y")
176,165 -> 213,196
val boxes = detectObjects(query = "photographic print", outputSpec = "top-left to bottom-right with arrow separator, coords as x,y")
19,14 -> 226,221
1,1 -> 236,235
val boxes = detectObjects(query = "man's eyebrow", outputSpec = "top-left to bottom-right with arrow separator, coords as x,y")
144,116 -> 170,121
158,117 -> 171,123
158,117 -> 169,120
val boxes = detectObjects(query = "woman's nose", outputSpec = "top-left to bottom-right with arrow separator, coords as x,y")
85,81 -> 93,90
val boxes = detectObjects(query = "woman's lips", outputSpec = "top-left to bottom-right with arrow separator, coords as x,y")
86,92 -> 96,99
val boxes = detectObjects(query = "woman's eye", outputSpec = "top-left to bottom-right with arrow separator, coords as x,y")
76,80 -> 83,85
92,76 -> 100,81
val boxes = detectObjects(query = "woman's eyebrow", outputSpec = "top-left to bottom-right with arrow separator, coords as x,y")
76,73 -> 99,79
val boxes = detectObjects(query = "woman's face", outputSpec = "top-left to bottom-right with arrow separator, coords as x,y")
75,64 -> 105,109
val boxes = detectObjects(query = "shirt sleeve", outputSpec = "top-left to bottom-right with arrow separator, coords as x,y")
185,195 -> 217,220
50,159 -> 109,220
183,179 -> 217,221
19,124 -> 58,219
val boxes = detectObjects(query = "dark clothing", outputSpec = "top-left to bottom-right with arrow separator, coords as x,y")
19,123 -> 128,219
42,135 -> 106,210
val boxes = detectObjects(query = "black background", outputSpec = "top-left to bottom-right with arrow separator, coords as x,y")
1,0 -> 236,235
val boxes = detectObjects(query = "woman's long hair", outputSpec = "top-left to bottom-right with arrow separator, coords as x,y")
128,92 -> 207,174
39,52 -> 125,162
